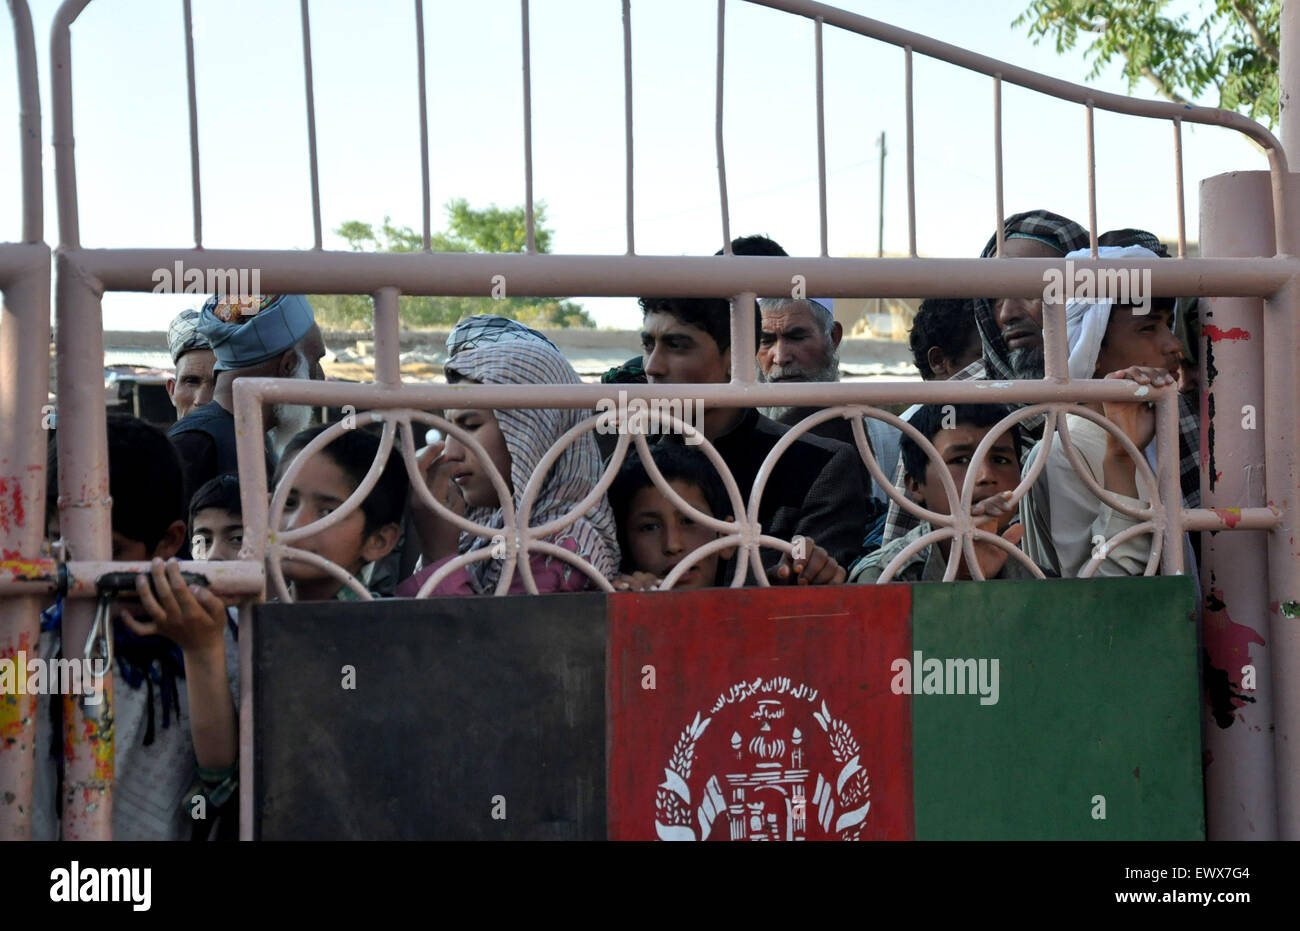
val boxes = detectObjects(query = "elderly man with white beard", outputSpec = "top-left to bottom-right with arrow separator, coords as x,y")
169,294 -> 326,508
757,296 -> 901,509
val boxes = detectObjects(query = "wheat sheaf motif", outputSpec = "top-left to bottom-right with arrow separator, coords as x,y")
653,679 -> 871,841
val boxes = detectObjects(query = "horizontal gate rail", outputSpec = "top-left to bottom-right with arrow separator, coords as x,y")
57,250 -> 1300,300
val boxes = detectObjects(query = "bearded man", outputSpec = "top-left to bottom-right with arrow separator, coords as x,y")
757,296 -> 901,506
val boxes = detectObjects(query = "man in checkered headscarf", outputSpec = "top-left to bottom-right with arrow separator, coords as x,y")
973,209 -> 1091,382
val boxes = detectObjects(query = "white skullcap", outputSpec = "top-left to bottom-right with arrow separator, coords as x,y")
1064,245 -> 1160,380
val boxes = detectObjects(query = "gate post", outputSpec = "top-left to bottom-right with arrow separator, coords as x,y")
1264,188 -> 1300,840
52,256 -> 114,840
1270,0 -> 1300,841
0,257 -> 52,839
1198,171 -> 1278,839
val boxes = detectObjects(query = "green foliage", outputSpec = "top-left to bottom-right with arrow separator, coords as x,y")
311,199 -> 591,330
1014,0 -> 1280,128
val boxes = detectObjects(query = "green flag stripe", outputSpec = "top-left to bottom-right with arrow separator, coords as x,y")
909,576 -> 1203,840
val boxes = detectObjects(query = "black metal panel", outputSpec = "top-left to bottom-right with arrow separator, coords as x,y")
252,593 -> 607,840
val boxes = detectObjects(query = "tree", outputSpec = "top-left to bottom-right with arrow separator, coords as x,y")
1014,0 -> 1279,128
311,199 -> 594,330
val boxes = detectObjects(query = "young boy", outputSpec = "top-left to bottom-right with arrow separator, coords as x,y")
908,297 -> 984,381
275,424 -> 409,600
849,404 -> 1033,583
37,414 -> 237,840
189,473 -> 245,561
608,444 -> 732,591
608,444 -> 844,589
1020,245 -> 1184,578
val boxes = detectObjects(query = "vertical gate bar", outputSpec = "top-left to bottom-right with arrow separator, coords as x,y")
622,0 -> 634,255
414,0 -> 431,251
1041,299 -> 1066,381
299,0 -> 322,250
1266,274 -> 1300,839
1265,176 -> 1300,839
1085,100 -> 1098,257
904,45 -> 916,256
234,372 -> 270,840
715,0 -> 732,253
234,381 -> 271,573
9,0 -> 41,243
993,74 -> 1004,258
730,291 -> 757,384
0,1 -> 45,838
814,16 -> 828,257
1200,170 -> 1278,838
182,0 -> 202,248
373,287 -> 401,388
1155,390 -> 1183,575
520,0 -> 536,253
53,258 -> 113,840
50,1 -> 87,249
1270,2 -> 1300,838
1173,119 -> 1187,258
0,262 -> 52,839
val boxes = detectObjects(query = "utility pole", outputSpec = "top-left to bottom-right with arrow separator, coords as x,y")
875,131 -> 886,323
876,130 -> 886,258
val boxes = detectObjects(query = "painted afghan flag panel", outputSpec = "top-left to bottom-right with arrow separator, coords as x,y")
607,586 -> 914,841
909,576 -> 1203,840
253,593 -> 607,840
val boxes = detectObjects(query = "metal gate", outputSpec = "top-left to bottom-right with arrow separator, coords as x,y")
1,0 -> 1296,840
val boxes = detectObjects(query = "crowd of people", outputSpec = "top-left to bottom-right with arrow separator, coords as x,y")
34,206 -> 1200,839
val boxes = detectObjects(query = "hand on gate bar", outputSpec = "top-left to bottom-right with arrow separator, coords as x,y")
1099,365 -> 1170,499
120,557 -> 237,773
767,535 -> 846,586
1100,365 -> 1170,450
957,494 -> 1025,580
120,557 -> 228,655
410,440 -> 469,565
614,571 -> 662,592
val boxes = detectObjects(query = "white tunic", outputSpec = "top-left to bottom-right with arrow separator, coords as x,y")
1021,413 -> 1156,578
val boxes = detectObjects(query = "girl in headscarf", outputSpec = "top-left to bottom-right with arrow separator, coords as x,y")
1018,245 -> 1193,579
398,333 -> 620,596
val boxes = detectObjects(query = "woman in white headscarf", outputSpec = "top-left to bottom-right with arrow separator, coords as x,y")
1020,245 -> 1188,578
398,332 -> 620,596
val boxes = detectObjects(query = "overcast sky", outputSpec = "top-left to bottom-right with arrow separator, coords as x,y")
0,0 -> 1267,330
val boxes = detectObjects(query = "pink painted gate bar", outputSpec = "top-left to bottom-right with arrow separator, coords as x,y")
0,0 -> 1294,841
0,0 -> 50,844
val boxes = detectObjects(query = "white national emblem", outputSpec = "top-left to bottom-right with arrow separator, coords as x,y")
654,676 -> 871,841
